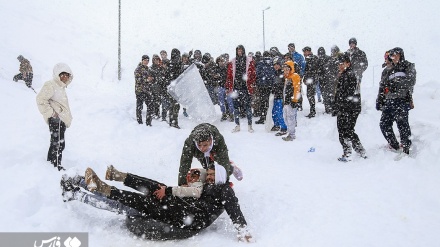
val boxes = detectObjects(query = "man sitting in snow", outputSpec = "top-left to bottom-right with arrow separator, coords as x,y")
61,164 -> 253,242
178,123 -> 243,186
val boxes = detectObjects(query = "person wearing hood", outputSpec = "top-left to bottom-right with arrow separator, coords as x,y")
334,53 -> 367,162
61,163 -> 252,242
36,63 -> 73,171
13,55 -> 33,88
317,47 -> 334,114
165,48 -> 184,128
378,47 -> 416,158
255,51 -> 275,124
281,61 -> 302,141
225,45 -> 257,133
347,38 -> 368,93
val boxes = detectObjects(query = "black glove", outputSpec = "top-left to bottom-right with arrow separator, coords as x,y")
376,102 -> 382,111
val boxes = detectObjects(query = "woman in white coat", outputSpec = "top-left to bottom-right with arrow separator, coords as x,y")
36,63 -> 73,171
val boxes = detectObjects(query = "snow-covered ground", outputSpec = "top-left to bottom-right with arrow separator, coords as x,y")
1,1 -> 439,246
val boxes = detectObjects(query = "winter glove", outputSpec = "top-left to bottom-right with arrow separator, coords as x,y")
376,102 -> 382,111
236,225 -> 254,243
13,75 -> 18,82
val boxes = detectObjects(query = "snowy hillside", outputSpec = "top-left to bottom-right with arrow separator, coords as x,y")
1,1 -> 440,246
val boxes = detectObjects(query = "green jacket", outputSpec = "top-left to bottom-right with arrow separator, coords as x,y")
178,123 -> 231,185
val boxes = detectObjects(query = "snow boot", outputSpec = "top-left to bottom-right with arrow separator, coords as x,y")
248,125 -> 254,133
85,168 -> 111,196
270,126 -> 280,132
282,135 -> 295,141
232,125 -> 240,133
255,118 -> 265,124
105,165 -> 127,182
275,130 -> 287,136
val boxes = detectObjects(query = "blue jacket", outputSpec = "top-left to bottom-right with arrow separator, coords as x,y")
292,51 -> 306,77
256,57 -> 275,87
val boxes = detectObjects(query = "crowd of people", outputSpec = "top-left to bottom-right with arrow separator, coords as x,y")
132,38 -> 415,160
13,36 -> 415,242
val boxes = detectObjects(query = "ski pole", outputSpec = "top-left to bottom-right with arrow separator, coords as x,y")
56,119 -> 61,169
30,86 -> 37,94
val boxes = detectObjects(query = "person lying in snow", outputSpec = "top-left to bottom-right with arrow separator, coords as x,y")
61,163 -> 253,242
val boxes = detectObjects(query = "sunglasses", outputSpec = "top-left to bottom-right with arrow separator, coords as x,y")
59,72 -> 71,77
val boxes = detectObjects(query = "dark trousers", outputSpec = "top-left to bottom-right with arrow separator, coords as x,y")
151,85 -> 161,117
337,110 -> 364,155
233,89 -> 253,125
257,86 -> 271,120
108,173 -> 203,229
168,96 -> 180,126
13,73 -> 33,87
306,82 -> 316,114
47,117 -> 66,167
136,92 -> 154,125
320,79 -> 334,113
380,100 -> 412,152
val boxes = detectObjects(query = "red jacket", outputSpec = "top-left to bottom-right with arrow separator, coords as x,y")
225,56 -> 256,94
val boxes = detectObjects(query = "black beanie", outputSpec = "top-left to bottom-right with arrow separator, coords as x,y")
142,55 -> 150,61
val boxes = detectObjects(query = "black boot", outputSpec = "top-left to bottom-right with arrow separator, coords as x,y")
255,118 -> 265,124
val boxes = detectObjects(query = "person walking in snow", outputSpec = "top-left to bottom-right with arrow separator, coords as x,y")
36,63 -> 73,171
178,123 -> 243,186
377,47 -> 416,157
13,55 -> 33,88
226,45 -> 257,133
334,54 -> 367,162
134,55 -> 155,126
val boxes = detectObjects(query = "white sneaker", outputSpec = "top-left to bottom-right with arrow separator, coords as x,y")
248,125 -> 254,133
394,151 -> 409,161
232,125 -> 240,133
232,164 -> 243,181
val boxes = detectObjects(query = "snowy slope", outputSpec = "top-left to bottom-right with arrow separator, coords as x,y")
1,1 -> 440,246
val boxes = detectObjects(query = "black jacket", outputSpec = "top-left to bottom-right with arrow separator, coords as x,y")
334,66 -> 361,113
382,60 -> 416,100
109,177 -> 247,231
347,47 -> 368,79
272,69 -> 285,100
317,54 -> 332,83
303,54 -> 319,84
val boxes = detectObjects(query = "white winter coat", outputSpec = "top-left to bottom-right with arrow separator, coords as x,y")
36,63 -> 73,127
